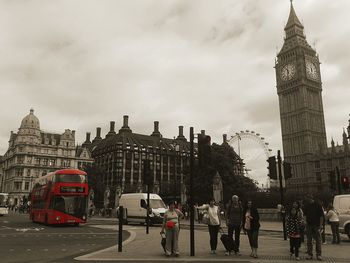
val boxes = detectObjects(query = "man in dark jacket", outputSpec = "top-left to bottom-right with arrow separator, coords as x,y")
225,195 -> 242,255
304,195 -> 324,261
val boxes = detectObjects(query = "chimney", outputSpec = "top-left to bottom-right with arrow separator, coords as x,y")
86,132 -> 91,142
201,130 -> 205,135
72,130 -> 76,137
119,115 -> 132,133
82,132 -> 92,148
110,121 -> 115,132
223,134 -> 227,144
92,127 -> 102,144
151,121 -> 162,137
106,121 -> 116,138
96,127 -> 101,138
176,125 -> 186,141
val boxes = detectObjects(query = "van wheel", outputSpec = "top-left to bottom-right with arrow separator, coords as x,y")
346,224 -> 350,239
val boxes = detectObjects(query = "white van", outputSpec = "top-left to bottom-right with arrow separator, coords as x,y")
117,193 -> 166,225
333,194 -> 350,239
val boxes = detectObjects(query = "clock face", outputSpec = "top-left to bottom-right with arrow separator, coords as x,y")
306,61 -> 318,80
280,63 -> 296,81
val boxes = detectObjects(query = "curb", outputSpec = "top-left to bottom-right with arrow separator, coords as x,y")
74,230 -> 136,261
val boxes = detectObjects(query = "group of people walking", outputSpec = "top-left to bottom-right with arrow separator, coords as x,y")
160,194 -> 341,260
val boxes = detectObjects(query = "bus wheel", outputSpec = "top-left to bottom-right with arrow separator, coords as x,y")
44,214 -> 49,225
74,223 -> 79,227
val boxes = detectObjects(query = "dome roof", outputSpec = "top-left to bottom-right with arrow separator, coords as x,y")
20,109 -> 40,130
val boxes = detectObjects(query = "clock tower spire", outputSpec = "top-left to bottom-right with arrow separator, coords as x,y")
275,2 -> 327,193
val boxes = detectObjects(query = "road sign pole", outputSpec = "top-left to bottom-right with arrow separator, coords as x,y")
118,206 -> 123,252
277,150 -> 287,240
189,127 -> 195,256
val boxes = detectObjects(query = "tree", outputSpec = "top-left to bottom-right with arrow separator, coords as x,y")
83,164 -> 105,208
187,143 -> 258,204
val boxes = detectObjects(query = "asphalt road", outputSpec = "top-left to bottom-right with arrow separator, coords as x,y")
0,211 -> 129,263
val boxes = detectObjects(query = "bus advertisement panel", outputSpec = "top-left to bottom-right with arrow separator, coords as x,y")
0,193 -> 9,216
30,169 -> 88,225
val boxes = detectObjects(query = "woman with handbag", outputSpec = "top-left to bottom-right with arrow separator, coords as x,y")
160,201 -> 184,257
198,198 -> 221,254
242,200 -> 260,258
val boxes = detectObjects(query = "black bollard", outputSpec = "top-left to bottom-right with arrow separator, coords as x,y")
118,206 -> 123,252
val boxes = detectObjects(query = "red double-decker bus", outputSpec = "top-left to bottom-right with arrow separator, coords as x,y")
30,169 -> 88,225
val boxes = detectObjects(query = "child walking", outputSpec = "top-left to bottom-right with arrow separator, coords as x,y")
287,205 -> 303,261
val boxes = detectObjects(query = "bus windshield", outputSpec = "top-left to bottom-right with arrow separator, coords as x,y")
54,174 -> 87,183
0,194 -> 8,207
52,196 -> 87,219
149,199 -> 166,209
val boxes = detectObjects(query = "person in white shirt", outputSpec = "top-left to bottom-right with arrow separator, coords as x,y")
326,204 -> 340,244
198,198 -> 221,254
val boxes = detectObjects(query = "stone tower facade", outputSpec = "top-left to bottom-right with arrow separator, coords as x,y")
275,2 -> 327,192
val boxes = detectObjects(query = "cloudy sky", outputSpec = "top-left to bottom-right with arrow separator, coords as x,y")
1,0 -> 349,185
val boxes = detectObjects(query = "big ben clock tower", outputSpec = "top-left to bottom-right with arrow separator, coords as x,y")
276,1 -> 327,193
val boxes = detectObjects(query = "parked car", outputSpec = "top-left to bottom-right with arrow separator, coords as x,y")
116,193 -> 166,225
333,194 -> 350,238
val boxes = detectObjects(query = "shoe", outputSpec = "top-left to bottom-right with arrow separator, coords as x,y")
295,257 -> 300,261
235,251 -> 241,256
317,255 -> 322,261
210,250 -> 216,254
322,242 -> 327,245
253,254 -> 258,258
225,251 -> 230,256
306,255 -> 313,260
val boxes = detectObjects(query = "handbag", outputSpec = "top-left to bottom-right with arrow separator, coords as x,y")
160,233 -> 166,252
202,213 -> 210,225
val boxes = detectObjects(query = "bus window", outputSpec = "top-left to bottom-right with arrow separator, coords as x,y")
54,174 -> 87,183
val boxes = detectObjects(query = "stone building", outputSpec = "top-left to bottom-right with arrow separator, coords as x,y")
275,2 -> 328,193
90,116 -> 244,202
311,118 -> 350,194
0,109 -> 93,204
91,116 -> 191,202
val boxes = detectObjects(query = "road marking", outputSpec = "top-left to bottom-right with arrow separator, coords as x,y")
61,249 -> 67,252
9,249 -> 14,252
27,249 -> 31,252
44,249 -> 48,252
79,249 -> 85,251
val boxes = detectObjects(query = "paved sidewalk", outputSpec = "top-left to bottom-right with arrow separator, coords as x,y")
89,216 -> 334,235
77,223 -> 350,262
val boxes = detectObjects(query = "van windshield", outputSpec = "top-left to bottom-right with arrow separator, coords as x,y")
149,199 -> 166,209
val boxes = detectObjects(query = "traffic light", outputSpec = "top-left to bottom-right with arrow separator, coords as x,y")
143,160 -> 152,185
283,162 -> 292,180
198,133 -> 211,167
329,171 -> 336,190
267,156 -> 277,180
341,176 -> 349,190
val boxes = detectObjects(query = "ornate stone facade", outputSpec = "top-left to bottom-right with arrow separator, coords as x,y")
311,118 -> 350,194
0,109 -> 93,204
